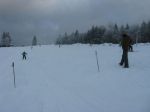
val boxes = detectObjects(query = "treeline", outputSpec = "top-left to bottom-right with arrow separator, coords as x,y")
56,21 -> 150,45
0,32 -> 38,47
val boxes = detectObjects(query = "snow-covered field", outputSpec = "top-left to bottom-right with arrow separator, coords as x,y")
0,44 -> 150,112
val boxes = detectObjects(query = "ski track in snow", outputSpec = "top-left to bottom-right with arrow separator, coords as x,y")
0,44 -> 150,112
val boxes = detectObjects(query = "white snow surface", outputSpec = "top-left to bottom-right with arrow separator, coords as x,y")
0,44 -> 150,112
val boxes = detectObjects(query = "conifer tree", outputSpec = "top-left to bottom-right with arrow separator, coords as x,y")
32,35 -> 37,46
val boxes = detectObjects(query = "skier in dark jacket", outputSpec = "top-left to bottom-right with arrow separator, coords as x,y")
22,51 -> 27,60
119,33 -> 131,68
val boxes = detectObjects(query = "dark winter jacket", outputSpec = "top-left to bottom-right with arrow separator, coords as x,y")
22,52 -> 27,56
121,34 -> 131,51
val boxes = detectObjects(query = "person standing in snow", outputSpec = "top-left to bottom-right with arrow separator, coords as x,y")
22,51 -> 27,60
128,38 -> 133,52
119,33 -> 131,68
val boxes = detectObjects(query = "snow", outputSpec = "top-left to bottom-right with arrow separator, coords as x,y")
0,44 -> 150,112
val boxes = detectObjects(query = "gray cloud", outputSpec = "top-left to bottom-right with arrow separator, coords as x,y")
0,0 -> 150,45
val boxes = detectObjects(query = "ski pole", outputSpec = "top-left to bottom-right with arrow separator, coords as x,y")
12,62 -> 16,88
95,50 -> 100,72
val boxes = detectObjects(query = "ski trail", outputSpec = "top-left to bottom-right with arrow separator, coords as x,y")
16,55 -> 101,112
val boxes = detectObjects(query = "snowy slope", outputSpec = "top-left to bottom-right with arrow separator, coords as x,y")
0,44 -> 150,112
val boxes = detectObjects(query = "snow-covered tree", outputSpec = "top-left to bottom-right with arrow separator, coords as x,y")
32,36 -> 37,46
1,32 -> 11,47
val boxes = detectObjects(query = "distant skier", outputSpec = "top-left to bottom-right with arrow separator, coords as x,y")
119,33 -> 131,68
22,51 -> 27,60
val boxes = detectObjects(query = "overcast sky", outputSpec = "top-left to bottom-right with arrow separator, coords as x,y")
0,0 -> 150,45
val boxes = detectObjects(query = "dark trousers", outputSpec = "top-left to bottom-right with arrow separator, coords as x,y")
120,50 -> 129,67
129,45 -> 133,52
23,55 -> 26,60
